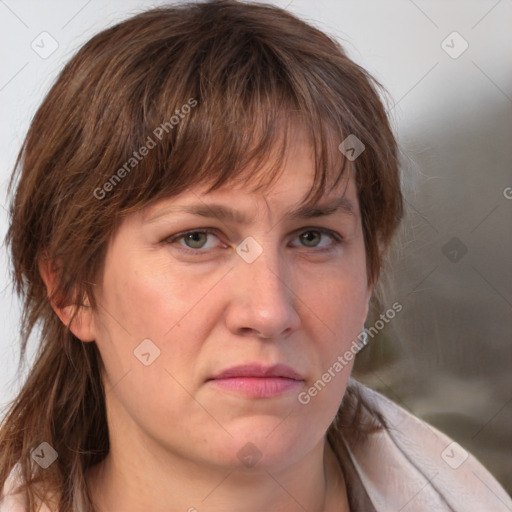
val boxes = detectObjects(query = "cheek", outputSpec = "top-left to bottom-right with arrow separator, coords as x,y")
297,280 -> 367,433
308,260 -> 369,377
102,260 -> 179,333
313,252 -> 369,325
92,251 -> 224,389
92,255 -> 223,450
97,250 -> 213,341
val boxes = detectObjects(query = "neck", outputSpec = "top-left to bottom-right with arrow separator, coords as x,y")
86,436 -> 349,512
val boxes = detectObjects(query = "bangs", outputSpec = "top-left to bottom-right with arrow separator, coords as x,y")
88,7 -> 354,217
131,99 -> 350,215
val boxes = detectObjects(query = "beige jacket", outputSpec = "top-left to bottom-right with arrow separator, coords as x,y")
335,380 -> 512,511
1,379 -> 511,511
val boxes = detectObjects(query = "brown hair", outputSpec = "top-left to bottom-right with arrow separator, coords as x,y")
0,1 -> 402,510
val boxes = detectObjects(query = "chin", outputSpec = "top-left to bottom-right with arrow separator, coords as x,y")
204,418 -> 321,472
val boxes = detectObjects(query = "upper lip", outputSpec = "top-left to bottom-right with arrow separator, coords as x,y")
209,363 -> 304,381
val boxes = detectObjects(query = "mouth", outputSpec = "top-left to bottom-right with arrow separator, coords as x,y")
206,363 -> 304,398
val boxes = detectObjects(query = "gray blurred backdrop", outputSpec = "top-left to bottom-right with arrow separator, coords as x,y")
1,0 -> 511,496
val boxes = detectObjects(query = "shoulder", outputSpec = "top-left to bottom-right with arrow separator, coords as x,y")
0,464 -> 53,512
341,379 -> 512,512
0,463 -> 26,512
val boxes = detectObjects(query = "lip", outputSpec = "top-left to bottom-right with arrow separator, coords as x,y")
210,363 -> 304,380
207,364 -> 304,398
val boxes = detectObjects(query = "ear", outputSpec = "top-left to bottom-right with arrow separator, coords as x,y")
366,281 -> 375,301
38,257 -> 95,342
362,280 -> 375,319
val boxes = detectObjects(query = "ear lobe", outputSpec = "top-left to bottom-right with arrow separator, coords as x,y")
38,257 -> 96,342
362,281 -> 374,320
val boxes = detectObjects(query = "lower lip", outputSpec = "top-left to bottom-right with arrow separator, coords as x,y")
208,377 -> 302,398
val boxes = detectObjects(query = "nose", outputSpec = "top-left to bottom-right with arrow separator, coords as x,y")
224,244 -> 301,340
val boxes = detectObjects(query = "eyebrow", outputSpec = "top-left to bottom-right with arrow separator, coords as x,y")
145,195 -> 356,224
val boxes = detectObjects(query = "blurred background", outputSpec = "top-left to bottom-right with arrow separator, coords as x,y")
1,0 -> 511,496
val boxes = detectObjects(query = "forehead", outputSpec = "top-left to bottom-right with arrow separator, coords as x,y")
142,170 -> 358,228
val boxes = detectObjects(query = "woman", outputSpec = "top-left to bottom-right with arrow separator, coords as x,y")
1,1 -> 510,511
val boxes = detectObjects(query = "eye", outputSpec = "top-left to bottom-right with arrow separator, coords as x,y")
290,228 -> 343,249
166,229 -> 222,250
163,227 -> 343,254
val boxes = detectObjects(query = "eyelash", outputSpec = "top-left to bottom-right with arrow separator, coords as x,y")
163,227 -> 344,255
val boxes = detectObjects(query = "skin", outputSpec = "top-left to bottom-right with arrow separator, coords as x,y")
42,127 -> 372,512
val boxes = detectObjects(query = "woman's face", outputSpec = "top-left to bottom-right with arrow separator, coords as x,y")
86,132 -> 371,473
